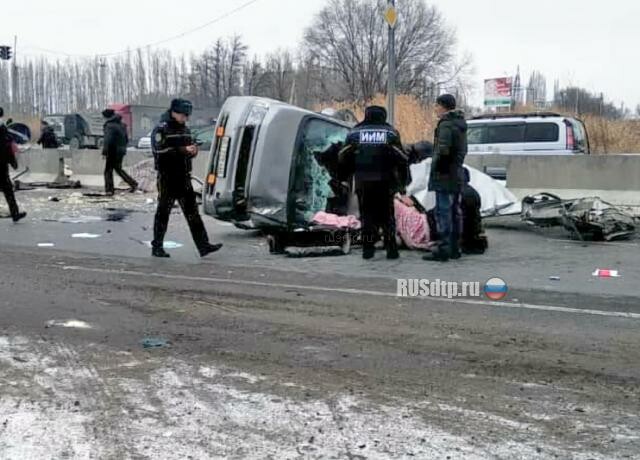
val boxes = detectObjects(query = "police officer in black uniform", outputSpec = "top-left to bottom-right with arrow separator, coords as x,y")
339,106 -> 407,260
150,99 -> 222,258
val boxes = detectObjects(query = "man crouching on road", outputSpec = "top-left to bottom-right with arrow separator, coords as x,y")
150,98 -> 222,258
423,94 -> 468,262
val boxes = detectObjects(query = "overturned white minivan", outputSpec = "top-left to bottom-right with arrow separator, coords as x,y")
202,96 -> 354,231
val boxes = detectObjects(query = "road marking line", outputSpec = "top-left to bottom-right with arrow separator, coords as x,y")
58,265 -> 640,320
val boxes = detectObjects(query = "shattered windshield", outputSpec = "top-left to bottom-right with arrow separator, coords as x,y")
290,118 -> 349,224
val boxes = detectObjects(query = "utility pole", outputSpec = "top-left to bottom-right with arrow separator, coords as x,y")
11,35 -> 18,114
385,0 -> 397,125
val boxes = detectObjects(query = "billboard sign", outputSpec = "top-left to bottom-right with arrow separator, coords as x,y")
484,78 -> 513,107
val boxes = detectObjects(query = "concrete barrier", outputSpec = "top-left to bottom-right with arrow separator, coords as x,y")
122,149 -> 153,167
464,154 -> 640,207
464,154 -> 511,173
14,149 -> 65,184
507,155 -> 640,191
68,150 -> 106,187
64,148 -> 207,189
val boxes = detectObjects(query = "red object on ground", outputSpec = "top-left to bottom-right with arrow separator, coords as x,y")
592,269 -> 620,278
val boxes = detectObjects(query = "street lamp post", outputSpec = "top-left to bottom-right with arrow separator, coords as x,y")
386,0 -> 396,125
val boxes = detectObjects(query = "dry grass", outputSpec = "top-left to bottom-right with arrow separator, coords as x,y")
580,115 -> 640,154
320,96 -> 640,154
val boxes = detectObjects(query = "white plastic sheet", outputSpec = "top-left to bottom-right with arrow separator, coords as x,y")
406,159 -> 522,217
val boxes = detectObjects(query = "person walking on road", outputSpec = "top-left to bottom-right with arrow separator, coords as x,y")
102,109 -> 138,196
423,94 -> 468,262
37,121 -> 60,149
0,107 -> 26,222
150,98 -> 222,259
339,106 -> 408,260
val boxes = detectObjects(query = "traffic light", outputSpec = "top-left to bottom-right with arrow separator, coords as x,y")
0,46 -> 12,60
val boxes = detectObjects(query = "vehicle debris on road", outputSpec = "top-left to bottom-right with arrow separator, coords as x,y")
141,337 -> 170,349
522,193 -> 637,241
72,233 -> 102,239
592,269 -> 621,278
45,319 -> 93,329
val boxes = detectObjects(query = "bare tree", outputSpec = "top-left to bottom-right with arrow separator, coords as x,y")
526,70 -> 547,108
303,0 -> 466,102
242,56 -> 268,97
262,50 -> 295,102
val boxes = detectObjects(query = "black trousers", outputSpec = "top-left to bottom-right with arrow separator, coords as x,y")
0,172 -> 19,218
461,185 -> 487,254
152,177 -> 210,251
104,154 -> 137,194
357,182 -> 397,250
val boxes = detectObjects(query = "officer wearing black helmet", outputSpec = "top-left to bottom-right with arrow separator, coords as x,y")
150,98 -> 222,258
338,106 -> 408,260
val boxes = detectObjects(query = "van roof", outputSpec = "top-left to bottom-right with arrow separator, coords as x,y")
471,112 -> 563,120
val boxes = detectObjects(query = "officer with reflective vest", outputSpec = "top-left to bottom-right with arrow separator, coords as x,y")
150,98 -> 222,258
339,106 -> 408,260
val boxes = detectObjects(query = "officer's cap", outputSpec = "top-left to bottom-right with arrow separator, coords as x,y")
364,106 -> 387,124
170,98 -> 193,116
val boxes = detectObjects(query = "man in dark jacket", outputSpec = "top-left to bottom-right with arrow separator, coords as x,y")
339,106 -> 408,260
423,94 -> 468,262
150,98 -> 222,258
460,168 -> 488,255
102,109 -> 137,196
0,107 -> 26,222
37,121 -> 60,149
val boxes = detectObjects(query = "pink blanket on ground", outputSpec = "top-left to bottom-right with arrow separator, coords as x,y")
394,200 -> 430,250
311,212 -> 361,230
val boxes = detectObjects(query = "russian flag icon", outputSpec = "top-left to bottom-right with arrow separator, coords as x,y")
484,278 -> 508,301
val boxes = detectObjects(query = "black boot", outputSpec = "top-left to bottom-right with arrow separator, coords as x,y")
199,243 -> 223,258
363,246 -> 375,260
386,241 -> 400,260
423,245 -> 450,262
387,248 -> 400,260
152,247 -> 171,258
12,212 -> 27,223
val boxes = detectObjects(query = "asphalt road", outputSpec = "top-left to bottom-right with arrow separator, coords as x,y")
1,189 -> 639,459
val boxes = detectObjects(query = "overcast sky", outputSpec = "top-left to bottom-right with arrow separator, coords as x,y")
2,0 -> 638,110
